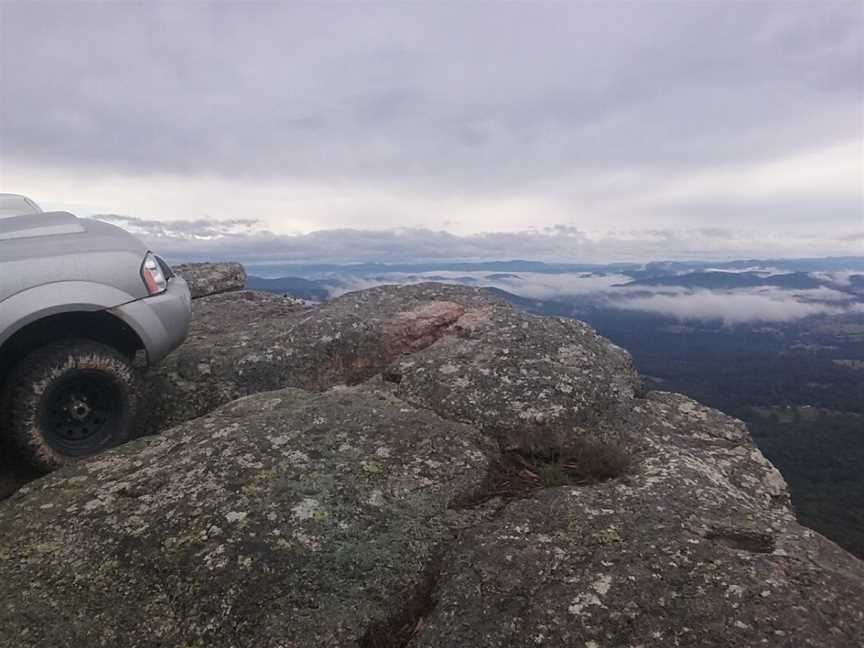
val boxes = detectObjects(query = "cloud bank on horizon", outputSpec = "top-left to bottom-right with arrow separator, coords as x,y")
1,2 -> 862,261
609,288 -> 864,325
90,213 -> 864,264
315,269 -> 864,325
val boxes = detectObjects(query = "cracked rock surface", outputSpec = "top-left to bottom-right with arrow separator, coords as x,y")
414,392 -> 864,647
173,262 -> 247,298
1,282 -> 863,647
140,283 -> 638,448
0,387 -> 494,647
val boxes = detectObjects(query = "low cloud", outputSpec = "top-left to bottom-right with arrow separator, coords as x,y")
608,289 -> 853,324
810,271 -> 863,287
278,266 -> 864,325
462,271 -> 633,300
90,210 -> 863,322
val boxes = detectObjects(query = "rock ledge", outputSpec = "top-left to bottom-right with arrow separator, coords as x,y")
1,276 -> 862,648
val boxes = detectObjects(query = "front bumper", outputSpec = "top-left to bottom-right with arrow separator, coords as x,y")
109,277 -> 192,365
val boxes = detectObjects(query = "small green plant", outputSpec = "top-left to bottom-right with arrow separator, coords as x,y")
451,435 -> 631,508
512,437 -> 631,488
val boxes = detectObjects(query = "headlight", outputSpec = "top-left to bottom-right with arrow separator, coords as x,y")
141,252 -> 168,295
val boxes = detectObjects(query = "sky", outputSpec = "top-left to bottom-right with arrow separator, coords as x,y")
1,1 -> 862,263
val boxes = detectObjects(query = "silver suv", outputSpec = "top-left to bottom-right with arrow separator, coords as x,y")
0,194 -> 191,471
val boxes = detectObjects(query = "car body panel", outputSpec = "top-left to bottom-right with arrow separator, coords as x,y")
0,211 -> 85,240
0,200 -> 191,366
0,216 -> 150,301
109,277 -> 191,363
0,281 -> 141,351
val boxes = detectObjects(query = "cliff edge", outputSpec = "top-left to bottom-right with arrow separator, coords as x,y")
0,263 -> 862,647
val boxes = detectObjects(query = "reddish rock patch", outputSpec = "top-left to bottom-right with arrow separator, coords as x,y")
383,302 -> 468,353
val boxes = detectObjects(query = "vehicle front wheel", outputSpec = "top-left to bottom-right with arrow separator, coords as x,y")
1,339 -> 138,472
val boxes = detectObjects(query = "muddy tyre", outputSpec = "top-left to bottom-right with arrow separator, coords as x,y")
1,339 -> 138,473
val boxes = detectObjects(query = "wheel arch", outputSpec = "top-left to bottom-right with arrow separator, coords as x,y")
0,310 -> 145,384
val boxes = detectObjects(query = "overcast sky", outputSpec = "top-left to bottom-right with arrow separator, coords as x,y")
1,1 -> 862,262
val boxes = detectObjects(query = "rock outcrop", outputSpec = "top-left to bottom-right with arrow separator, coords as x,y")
1,269 -> 863,647
174,261 -> 246,298
139,283 -> 639,451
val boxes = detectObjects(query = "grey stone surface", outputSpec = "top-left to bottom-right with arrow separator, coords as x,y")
0,387 -> 495,647
140,284 -> 638,448
387,301 -> 640,451
1,280 -> 863,647
415,392 -> 864,647
173,262 -> 246,298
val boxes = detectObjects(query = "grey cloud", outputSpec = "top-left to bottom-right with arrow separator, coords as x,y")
97,214 -> 260,239
2,3 -> 861,202
635,196 -> 864,232
99,218 -> 594,264
94,214 -> 863,264
607,288 -> 858,324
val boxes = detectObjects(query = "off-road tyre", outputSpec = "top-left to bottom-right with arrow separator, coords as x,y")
0,339 -> 138,473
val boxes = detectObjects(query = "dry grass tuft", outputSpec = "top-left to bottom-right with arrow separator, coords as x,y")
451,436 -> 631,508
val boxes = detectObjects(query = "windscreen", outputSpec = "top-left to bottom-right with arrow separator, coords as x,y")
0,194 -> 43,219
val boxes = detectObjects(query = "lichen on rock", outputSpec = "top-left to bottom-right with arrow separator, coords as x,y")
173,262 -> 247,298
1,279 -> 863,647
0,387 -> 495,647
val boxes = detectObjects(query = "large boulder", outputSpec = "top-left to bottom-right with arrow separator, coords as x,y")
140,284 -> 640,450
0,386 -> 495,647
414,392 -> 864,647
1,280 -> 863,647
1,387 -> 862,647
173,262 -> 246,298
386,302 -> 638,450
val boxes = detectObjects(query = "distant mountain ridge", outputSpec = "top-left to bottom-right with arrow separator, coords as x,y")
247,261 -> 864,304
245,275 -> 330,301
244,256 -> 864,280
615,271 -> 829,291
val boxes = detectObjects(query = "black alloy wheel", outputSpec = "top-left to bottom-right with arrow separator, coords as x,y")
39,370 -> 122,456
